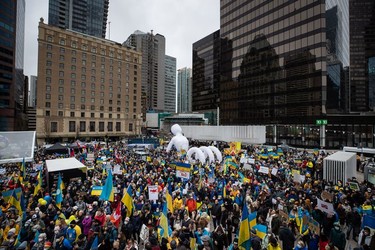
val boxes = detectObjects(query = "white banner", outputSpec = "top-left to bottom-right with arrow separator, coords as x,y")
259,166 -> 269,174
248,158 -> 255,164
271,168 -> 278,176
113,164 -> 122,175
243,163 -> 253,170
317,198 -> 335,215
176,170 -> 190,180
140,224 -> 149,241
148,185 -> 159,201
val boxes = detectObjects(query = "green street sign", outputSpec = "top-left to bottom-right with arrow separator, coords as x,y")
316,119 -> 328,125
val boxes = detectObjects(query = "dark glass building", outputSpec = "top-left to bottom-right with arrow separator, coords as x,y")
220,0 -> 327,125
48,0 -> 109,39
0,0 -> 27,131
192,30 -> 221,117
349,0 -> 375,112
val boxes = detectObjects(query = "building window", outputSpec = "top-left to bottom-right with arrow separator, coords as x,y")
116,122 -> 121,131
46,110 -> 50,116
91,98 -> 95,103
60,47 -> 65,53
70,96 -> 75,102
81,104 -> 85,110
70,112 -> 75,117
46,61 -> 52,67
47,43 -> 52,49
100,113 -> 104,118
47,52 -> 52,58
91,113 -> 94,118
82,75 -> 86,80
90,121 -> 95,132
58,111 -> 63,117
81,97 -> 85,103
69,121 -> 76,132
46,94 -> 51,100
99,122 -> 104,132
46,77 -> 51,84
58,103 -> 63,109
59,55 -> 64,61
90,105 -> 95,110
70,80 -> 75,86
71,88 -> 75,94
108,122 -> 113,132
109,107 -> 112,111
129,123 -> 133,132
109,114 -> 112,118
71,73 -> 76,79
81,112 -> 85,118
46,69 -> 51,75
58,95 -> 63,101
59,39 -> 65,45
59,87 -> 64,93
117,114 -> 120,119
59,71 -> 64,77
46,86 -> 51,92
117,107 -> 121,112
51,122 -> 57,132
45,102 -> 50,107
100,106 -> 104,111
72,50 -> 76,56
59,79 -> 64,85
109,100 -> 112,104
81,82 -> 86,88
80,121 -> 86,132
70,104 -> 75,109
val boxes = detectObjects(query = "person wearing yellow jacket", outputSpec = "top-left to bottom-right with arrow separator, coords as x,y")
173,195 -> 183,211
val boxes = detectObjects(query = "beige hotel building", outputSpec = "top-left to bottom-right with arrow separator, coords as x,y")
36,19 -> 143,143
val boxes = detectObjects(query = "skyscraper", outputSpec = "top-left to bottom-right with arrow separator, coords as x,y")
28,75 -> 37,108
0,0 -> 27,131
164,55 -> 176,113
123,30 -> 166,113
48,0 -> 109,39
349,0 -> 375,112
177,68 -> 192,113
220,0 -> 327,125
192,30 -> 221,114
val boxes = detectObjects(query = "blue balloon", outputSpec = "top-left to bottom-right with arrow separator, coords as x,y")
44,195 -> 52,204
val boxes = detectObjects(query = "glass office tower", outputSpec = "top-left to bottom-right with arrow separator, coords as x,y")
48,0 -> 109,39
220,0 -> 327,125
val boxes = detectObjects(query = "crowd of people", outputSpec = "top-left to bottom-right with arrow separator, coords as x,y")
0,139 -> 374,250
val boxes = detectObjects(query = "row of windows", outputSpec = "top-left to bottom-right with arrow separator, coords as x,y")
46,35 -> 138,63
46,78 -> 136,90
50,121 -> 132,133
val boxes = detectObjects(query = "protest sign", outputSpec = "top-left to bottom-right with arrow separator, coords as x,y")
308,218 -> 320,235
321,190 -> 333,202
348,182 -> 360,191
317,198 -> 335,215
148,185 -> 159,201
259,166 -> 269,174
113,164 -> 122,175
248,158 -> 255,164
271,168 -> 278,176
244,163 -> 253,170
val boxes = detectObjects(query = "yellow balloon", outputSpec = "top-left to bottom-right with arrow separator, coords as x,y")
40,200 -> 47,206
38,198 -> 44,204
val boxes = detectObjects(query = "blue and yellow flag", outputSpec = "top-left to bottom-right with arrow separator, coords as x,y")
9,189 -> 22,215
166,187 -> 173,213
175,162 -> 191,172
253,224 -> 267,239
238,204 -> 251,250
33,171 -> 42,196
159,202 -> 170,240
249,211 -> 257,229
56,173 -> 64,209
99,170 -> 114,202
91,186 -> 103,196
121,185 -> 134,217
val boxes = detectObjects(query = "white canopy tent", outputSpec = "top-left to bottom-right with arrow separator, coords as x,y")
46,157 -> 86,172
0,131 -> 36,164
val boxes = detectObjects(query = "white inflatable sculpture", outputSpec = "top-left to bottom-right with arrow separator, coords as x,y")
187,147 -> 206,164
166,124 -> 223,165
166,124 -> 189,153
199,146 -> 215,163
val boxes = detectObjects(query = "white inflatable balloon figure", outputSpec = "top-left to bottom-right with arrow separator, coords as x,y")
166,124 -> 189,153
199,146 -> 215,164
187,147 -> 206,164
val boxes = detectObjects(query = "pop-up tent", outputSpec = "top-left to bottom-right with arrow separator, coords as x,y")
0,131 -> 36,164
46,157 -> 87,189
45,143 -> 69,155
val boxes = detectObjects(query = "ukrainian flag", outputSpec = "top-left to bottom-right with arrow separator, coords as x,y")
253,224 -> 267,239
91,186 -> 103,196
99,170 -> 114,202
33,171 -> 42,196
238,204 -> 251,250
175,162 -> 191,172
249,211 -> 257,229
166,187 -> 173,213
20,157 -> 26,183
159,202 -> 170,240
56,173 -> 64,209
9,190 -> 22,215
121,185 -> 134,217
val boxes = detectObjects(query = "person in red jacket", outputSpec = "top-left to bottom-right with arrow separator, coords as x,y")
94,207 -> 106,226
186,194 -> 197,215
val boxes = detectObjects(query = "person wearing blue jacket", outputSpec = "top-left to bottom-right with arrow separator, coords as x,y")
55,232 -> 73,250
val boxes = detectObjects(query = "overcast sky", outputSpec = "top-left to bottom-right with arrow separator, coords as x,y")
24,0 -> 220,77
